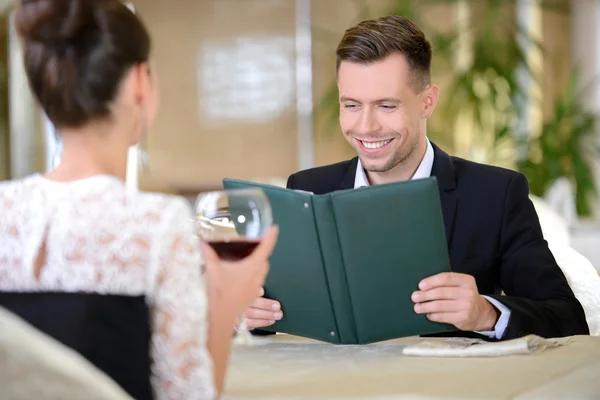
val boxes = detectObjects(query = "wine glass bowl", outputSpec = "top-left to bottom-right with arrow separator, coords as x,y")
195,188 -> 272,261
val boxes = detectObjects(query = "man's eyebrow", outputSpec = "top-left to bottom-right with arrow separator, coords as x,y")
374,98 -> 402,104
339,96 -> 403,104
339,96 -> 360,103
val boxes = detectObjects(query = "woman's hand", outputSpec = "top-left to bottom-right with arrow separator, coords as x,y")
202,226 -> 279,320
203,226 -> 279,395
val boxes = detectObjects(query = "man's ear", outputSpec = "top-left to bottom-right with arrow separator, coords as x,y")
422,84 -> 439,119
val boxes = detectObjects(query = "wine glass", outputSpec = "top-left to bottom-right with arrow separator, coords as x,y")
194,188 -> 273,344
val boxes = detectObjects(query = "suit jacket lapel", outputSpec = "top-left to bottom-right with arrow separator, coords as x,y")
339,157 -> 359,190
430,143 -> 458,248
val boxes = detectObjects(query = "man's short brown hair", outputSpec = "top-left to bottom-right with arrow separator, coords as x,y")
336,15 -> 432,91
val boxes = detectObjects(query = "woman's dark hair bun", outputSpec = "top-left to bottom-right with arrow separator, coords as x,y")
15,0 -> 95,45
15,0 -> 151,128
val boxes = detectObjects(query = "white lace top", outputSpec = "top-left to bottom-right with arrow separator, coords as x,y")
0,174 -> 216,399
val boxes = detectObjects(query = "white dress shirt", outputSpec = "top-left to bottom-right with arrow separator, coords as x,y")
354,138 -> 511,339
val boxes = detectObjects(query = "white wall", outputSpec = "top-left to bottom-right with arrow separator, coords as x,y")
570,0 -> 600,270
571,0 -> 600,217
8,10 -> 40,179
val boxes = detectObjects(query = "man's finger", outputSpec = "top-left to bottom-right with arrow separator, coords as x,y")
246,318 -> 276,329
425,312 -> 461,325
414,300 -> 460,314
245,307 -> 283,321
251,297 -> 281,311
411,287 -> 463,303
419,272 -> 471,290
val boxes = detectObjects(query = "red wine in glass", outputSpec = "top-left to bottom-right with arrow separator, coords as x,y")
207,240 -> 260,261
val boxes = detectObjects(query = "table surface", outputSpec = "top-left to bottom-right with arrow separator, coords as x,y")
223,334 -> 600,399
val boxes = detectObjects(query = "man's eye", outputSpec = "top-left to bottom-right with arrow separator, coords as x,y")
380,104 -> 396,110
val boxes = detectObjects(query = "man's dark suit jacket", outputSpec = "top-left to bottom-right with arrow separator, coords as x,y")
285,142 -> 589,340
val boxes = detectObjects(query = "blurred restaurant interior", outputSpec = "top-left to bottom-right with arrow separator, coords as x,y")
1,0 -> 600,270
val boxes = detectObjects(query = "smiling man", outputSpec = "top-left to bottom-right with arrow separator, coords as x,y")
245,15 -> 589,340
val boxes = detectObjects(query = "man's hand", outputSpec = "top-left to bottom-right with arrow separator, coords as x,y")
244,287 -> 283,329
411,272 -> 499,331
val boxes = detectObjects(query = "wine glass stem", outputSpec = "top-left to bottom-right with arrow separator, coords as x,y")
236,315 -> 251,344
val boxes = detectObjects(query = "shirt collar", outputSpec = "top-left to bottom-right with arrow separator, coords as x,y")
354,138 -> 434,188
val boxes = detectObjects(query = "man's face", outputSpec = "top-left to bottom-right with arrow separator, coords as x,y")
337,53 -> 437,175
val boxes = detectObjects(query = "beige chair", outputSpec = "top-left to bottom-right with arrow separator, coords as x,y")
0,306 -> 133,400
545,242 -> 600,336
531,195 -> 600,336
530,195 -> 571,246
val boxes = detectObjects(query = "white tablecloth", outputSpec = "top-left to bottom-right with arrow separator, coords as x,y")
224,334 -> 600,399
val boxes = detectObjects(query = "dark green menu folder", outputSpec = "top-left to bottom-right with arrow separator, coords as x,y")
223,177 -> 454,344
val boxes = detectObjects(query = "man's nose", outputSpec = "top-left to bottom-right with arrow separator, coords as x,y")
353,107 -> 381,135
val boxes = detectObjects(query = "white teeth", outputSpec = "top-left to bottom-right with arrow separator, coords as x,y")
361,139 -> 391,149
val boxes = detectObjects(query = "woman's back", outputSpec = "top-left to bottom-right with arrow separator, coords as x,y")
0,175 -> 215,399
3,174 -> 164,290
4,1 -> 276,397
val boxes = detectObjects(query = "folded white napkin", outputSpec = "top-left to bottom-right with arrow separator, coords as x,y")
401,335 -> 571,357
